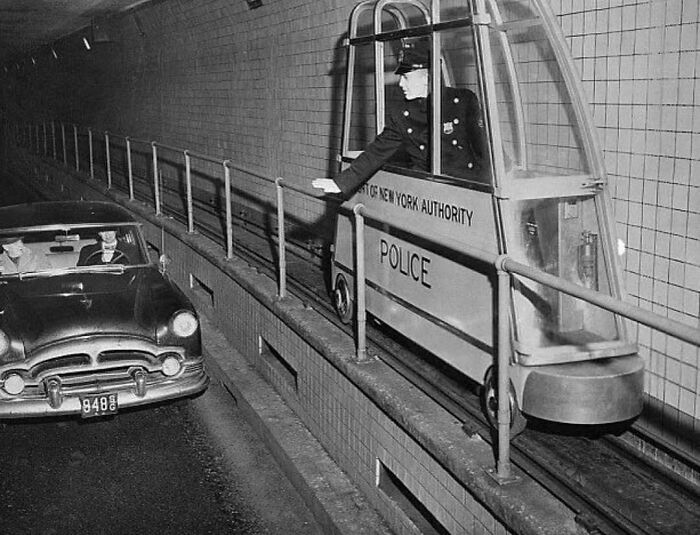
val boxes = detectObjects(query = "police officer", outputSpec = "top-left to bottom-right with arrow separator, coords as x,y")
313,38 -> 487,197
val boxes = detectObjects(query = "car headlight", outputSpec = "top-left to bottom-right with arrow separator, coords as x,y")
3,373 -> 25,395
0,330 -> 9,356
170,310 -> 198,338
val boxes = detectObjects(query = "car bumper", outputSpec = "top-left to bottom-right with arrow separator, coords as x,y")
0,364 -> 209,418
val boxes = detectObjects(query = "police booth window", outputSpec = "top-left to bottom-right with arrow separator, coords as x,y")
380,35 -> 433,172
345,6 -> 434,174
435,28 -> 489,184
344,4 -> 489,184
346,39 -> 377,161
485,1 -> 623,355
345,8 -> 406,163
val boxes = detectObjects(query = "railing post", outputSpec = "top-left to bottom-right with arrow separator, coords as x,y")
73,124 -> 79,171
184,151 -> 194,233
353,203 -> 369,362
43,122 -> 47,155
223,160 -> 233,259
275,177 -> 287,299
152,142 -> 161,215
495,256 -> 514,482
105,131 -> 112,188
51,121 -> 56,160
61,122 -> 67,165
88,128 -> 94,179
126,137 -> 134,200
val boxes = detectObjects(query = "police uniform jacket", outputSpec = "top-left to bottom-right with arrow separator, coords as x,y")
335,86 -> 488,197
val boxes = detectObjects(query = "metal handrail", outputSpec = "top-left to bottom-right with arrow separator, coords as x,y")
8,118 -> 700,482
19,119 -> 700,345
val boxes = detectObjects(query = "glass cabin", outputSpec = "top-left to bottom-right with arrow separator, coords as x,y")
336,0 -> 642,425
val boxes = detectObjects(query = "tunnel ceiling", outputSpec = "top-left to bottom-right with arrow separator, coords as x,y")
0,0 -> 148,66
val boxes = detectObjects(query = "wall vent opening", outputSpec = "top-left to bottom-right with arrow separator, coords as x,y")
259,337 -> 297,392
377,460 -> 449,535
189,273 -> 215,308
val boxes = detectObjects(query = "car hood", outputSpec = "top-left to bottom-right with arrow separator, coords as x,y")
0,268 -> 189,357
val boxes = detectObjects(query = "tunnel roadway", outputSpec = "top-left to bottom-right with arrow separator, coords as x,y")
0,384 -> 323,535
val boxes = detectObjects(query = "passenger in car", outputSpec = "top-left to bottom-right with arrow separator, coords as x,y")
312,37 -> 488,198
0,235 -> 51,274
78,229 -> 134,265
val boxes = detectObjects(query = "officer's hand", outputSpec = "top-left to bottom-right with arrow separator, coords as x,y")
311,178 -> 341,194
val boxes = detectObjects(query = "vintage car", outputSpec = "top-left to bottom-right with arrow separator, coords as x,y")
0,200 -> 208,418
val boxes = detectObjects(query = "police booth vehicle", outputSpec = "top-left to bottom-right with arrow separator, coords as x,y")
331,0 -> 644,433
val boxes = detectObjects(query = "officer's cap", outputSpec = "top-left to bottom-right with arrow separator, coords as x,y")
394,38 -> 430,75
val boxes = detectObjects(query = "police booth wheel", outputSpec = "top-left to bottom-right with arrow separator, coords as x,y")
481,366 -> 527,438
333,274 -> 354,325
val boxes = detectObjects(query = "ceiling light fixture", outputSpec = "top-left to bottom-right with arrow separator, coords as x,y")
83,36 -> 91,50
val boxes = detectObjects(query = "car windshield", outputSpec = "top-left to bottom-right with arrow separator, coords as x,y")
0,224 -> 147,277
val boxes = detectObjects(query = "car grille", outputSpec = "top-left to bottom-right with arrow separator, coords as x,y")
31,355 -> 92,377
15,342 -> 191,397
98,350 -> 160,366
27,350 -> 160,380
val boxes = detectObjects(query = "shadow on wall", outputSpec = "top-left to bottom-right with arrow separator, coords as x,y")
285,34 -> 350,294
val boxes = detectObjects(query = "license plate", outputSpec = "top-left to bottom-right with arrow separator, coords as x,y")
80,393 -> 118,418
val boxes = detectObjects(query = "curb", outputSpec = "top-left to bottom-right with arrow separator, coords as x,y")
197,308 -> 392,535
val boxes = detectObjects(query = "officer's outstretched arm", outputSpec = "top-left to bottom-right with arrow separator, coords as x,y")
311,178 -> 341,194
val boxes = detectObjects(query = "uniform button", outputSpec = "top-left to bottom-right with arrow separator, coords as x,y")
452,139 -> 458,145
419,144 -> 425,151
468,162 -> 473,168
407,128 -> 413,134
453,118 -> 459,124
453,97 -> 460,104
403,110 -> 409,117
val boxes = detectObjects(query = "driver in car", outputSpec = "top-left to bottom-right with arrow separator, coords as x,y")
78,229 -> 131,265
